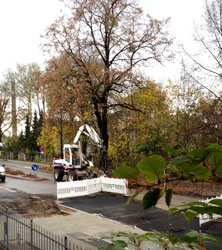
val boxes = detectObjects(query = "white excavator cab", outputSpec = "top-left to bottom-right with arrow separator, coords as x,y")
64,145 -> 81,168
54,124 -> 103,182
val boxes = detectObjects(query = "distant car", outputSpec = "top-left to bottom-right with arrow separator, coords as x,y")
0,164 -> 5,182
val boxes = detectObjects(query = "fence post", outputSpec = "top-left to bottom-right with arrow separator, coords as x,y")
5,207 -> 8,250
30,219 -> 33,250
3,222 -> 7,249
64,236 -> 68,250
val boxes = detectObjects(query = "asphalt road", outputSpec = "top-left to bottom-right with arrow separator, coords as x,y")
1,160 -> 222,249
63,193 -> 199,234
0,160 -> 56,195
62,193 -> 222,250
1,160 -> 54,180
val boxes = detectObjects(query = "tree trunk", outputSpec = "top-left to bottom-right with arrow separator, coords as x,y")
59,117 -> 63,158
99,115 -> 109,171
93,100 -> 109,171
11,78 -> 17,137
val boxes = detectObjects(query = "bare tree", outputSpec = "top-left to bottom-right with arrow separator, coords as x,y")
43,0 -> 173,170
0,83 -> 11,141
2,70 -> 18,138
183,0 -> 222,94
15,63 -> 41,123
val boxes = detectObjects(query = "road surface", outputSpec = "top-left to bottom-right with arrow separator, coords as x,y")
0,160 -> 221,250
0,160 -> 56,195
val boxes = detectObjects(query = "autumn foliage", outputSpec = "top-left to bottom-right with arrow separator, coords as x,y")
40,0 -> 173,169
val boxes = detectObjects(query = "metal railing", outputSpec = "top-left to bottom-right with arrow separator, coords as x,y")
0,151 -> 7,162
0,208 -> 97,250
3,152 -> 54,164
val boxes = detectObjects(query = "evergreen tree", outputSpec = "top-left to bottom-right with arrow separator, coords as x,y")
31,111 -> 42,151
24,114 -> 31,151
23,112 -> 43,152
17,131 -> 25,151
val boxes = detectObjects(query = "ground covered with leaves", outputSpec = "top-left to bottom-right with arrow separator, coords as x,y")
0,194 -> 67,218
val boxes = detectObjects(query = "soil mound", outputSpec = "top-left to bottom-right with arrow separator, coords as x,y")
0,195 -> 64,218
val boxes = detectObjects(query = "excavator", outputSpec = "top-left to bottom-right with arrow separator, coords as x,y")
53,124 -> 105,182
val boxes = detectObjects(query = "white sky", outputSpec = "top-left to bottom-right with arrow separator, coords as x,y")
0,0 -> 205,82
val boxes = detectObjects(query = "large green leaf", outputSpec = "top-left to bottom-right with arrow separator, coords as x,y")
186,201 -> 208,207
164,146 -> 179,157
183,230 -> 220,247
169,161 -> 193,178
115,232 -> 139,239
113,166 -> 139,180
189,206 -> 206,214
200,233 -> 220,246
137,155 -> 166,183
174,161 -> 193,177
171,247 -> 184,250
210,152 -> 222,175
194,164 -> 212,180
125,190 -> 141,208
144,175 -> 159,183
111,240 -> 127,250
168,164 -> 183,177
205,144 -> 222,152
168,156 -> 190,167
142,188 -> 163,209
209,199 -> 222,206
168,208 -> 179,216
169,201 -> 208,218
187,149 -> 208,160
183,211 -> 197,224
207,206 -> 222,215
169,159 -> 209,180
165,189 -> 173,207
159,232 -> 179,245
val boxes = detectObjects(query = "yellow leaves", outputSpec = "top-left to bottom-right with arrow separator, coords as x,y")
108,133 -> 130,165
37,125 -> 59,156
108,79 -> 178,161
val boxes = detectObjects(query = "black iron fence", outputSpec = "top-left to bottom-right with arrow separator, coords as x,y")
0,208 -> 97,250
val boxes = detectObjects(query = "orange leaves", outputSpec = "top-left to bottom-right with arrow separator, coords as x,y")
40,0 -> 173,160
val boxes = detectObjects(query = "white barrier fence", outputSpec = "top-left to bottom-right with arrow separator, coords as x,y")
101,176 -> 128,195
57,176 -> 128,199
199,194 -> 222,226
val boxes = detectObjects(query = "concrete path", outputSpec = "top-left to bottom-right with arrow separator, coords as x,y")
34,191 -> 200,249
34,208 -> 156,249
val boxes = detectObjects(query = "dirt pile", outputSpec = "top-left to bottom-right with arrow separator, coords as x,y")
0,195 -> 65,218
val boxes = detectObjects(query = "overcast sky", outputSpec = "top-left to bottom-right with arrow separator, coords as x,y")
0,0 -> 205,82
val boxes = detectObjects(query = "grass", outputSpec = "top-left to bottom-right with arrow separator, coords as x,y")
38,165 -> 53,173
5,167 -> 25,176
5,167 -> 37,178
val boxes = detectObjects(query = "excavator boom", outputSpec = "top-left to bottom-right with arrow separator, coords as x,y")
53,124 -> 104,182
73,124 -> 103,147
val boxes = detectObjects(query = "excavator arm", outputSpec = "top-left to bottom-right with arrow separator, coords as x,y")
73,124 -> 103,148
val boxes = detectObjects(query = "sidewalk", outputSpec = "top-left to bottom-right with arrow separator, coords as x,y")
1,163 -> 219,249
34,191 -> 200,249
34,208 -> 153,249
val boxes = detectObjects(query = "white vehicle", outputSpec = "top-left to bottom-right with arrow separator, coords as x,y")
0,164 -> 5,182
53,124 -> 105,182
